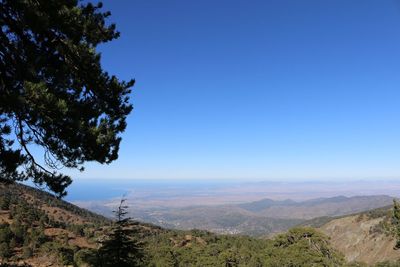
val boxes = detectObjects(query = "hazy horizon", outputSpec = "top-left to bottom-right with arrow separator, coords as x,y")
65,178 -> 400,203
2,1 -> 400,265
58,0 -> 400,182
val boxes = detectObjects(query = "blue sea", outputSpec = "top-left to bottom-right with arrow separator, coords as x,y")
64,179 -> 237,201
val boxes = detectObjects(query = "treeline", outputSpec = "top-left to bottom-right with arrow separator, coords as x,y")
2,183 -> 109,225
0,188 -> 345,266
0,186 -> 104,265
0,189 -> 351,267
2,184 -> 400,266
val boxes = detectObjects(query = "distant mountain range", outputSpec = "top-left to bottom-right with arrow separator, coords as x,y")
119,194 -> 395,236
1,182 -> 399,266
237,195 -> 394,219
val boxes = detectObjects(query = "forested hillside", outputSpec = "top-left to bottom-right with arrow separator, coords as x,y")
1,182 -> 400,266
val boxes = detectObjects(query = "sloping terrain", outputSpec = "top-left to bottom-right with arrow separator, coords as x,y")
0,182 -> 350,267
2,181 -> 400,266
239,195 -> 394,219
318,207 -> 400,265
0,183 -> 109,225
0,182 -> 110,266
138,205 -> 303,236
126,195 -> 395,236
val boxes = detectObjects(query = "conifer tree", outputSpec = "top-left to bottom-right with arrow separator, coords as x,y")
98,198 -> 144,267
0,0 -> 133,197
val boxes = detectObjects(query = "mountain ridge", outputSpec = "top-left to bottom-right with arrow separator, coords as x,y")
0,182 -> 355,266
318,205 -> 399,265
117,194 -> 396,236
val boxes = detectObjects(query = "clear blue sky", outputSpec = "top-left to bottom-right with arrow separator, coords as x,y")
70,0 -> 400,181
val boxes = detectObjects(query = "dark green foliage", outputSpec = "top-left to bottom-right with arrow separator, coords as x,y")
0,182 -> 110,265
147,247 -> 178,267
22,245 -> 33,259
39,241 -> 77,265
392,200 -> 400,249
67,224 -> 85,237
0,183 -> 356,266
365,206 -> 392,220
0,223 -> 12,243
0,189 -> 52,260
97,199 -> 144,267
0,193 -> 10,210
266,227 -> 345,266
57,246 -> 75,265
143,226 -> 345,266
0,0 -> 133,197
74,249 -> 99,267
218,248 -> 240,267
1,182 -> 109,225
10,222 -> 27,245
0,241 -> 11,259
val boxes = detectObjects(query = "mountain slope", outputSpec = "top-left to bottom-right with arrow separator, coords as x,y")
0,182 -> 109,225
239,195 -> 394,219
318,206 -> 400,265
0,182 -> 350,267
124,195 -> 395,237
0,182 -> 111,266
139,205 -> 303,236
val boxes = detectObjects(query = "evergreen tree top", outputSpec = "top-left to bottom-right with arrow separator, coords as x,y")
0,0 -> 133,197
